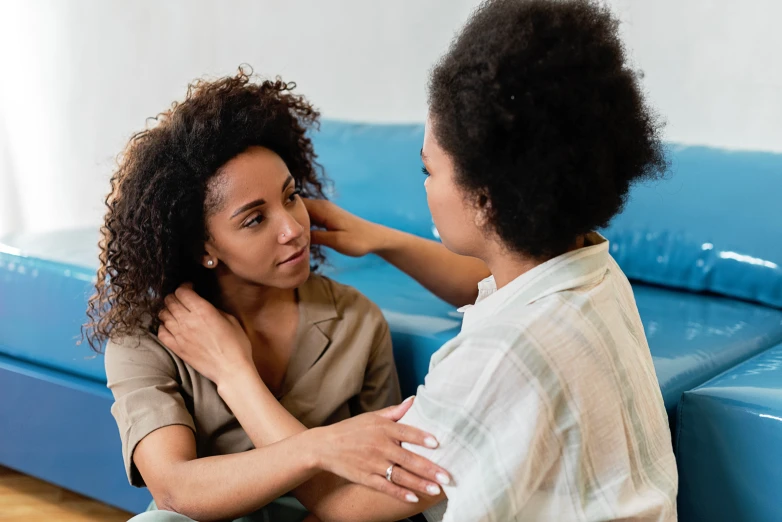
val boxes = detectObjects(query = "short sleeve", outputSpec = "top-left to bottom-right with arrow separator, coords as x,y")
104,334 -> 196,487
399,332 -> 559,522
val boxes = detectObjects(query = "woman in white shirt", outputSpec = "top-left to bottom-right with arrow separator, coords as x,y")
153,0 -> 678,520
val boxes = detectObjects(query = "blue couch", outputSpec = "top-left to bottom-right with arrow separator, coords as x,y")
677,342 -> 782,521
1,121 -> 781,518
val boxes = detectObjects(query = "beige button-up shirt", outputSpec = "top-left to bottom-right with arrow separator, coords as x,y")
105,274 -> 400,487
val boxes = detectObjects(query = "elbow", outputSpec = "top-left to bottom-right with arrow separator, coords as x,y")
153,489 -> 212,522
153,488 -> 185,516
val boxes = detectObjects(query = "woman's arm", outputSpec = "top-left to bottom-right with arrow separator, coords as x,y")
105,336 -> 323,521
133,424 -> 319,521
304,199 -> 489,307
160,288 -> 451,521
217,367 -> 447,522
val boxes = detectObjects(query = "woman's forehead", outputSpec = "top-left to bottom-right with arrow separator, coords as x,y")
209,147 -> 291,211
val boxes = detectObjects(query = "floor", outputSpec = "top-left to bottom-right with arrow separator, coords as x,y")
0,465 -> 131,521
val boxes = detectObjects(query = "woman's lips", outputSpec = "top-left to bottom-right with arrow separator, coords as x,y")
279,245 -> 308,266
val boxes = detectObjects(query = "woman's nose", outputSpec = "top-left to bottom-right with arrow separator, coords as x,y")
278,214 -> 304,243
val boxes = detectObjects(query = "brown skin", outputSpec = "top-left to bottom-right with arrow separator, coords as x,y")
158,117 -> 564,521
137,146 -> 449,521
197,145 -> 311,394
299,118 -> 497,308
159,117 -> 589,520
82,71 -> 332,355
421,117 -> 553,288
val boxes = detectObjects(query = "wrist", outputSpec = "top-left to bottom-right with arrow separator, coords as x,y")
298,427 -> 327,472
370,222 -> 403,255
217,363 -> 263,398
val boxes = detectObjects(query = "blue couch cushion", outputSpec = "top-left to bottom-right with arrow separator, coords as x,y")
3,120 -> 781,426
593,146 -> 782,309
3,230 -> 781,415
632,284 -> 782,432
676,343 -> 782,522
314,123 -> 433,240
312,122 -> 782,309
328,257 -> 782,410
0,230 -> 104,381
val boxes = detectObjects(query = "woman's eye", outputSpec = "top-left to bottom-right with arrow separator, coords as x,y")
243,214 -> 264,228
421,166 -> 430,176
288,188 -> 302,202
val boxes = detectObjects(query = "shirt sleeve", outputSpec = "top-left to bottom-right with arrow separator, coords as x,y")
398,330 -> 560,522
104,333 -> 196,487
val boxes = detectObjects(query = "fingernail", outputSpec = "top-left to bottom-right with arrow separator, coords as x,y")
405,493 -> 419,503
426,484 -> 441,496
436,472 -> 451,485
424,436 -> 439,448
403,395 -> 414,403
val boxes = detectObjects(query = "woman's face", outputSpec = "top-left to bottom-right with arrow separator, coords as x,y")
422,116 -> 486,257
203,146 -> 311,289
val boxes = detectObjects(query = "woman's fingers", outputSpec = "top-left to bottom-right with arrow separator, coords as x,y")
376,396 -> 414,421
157,324 -> 175,347
310,229 -> 339,248
388,421 -> 439,450
388,465 -> 443,498
363,473 -> 420,504
174,285 -> 205,313
302,198 -> 335,228
163,293 -> 189,316
158,309 -> 178,332
389,445 -> 451,487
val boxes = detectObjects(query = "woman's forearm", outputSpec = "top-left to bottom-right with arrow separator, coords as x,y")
154,431 -> 317,521
218,367 -> 308,447
216,369 -> 436,522
371,225 -> 489,307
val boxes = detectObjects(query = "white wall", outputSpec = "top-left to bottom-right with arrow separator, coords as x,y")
613,0 -> 782,154
1,0 -> 780,235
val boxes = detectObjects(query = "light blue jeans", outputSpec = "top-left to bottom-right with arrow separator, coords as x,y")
128,498 -> 310,522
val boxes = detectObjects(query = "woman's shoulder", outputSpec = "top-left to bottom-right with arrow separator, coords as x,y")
104,329 -> 180,377
105,328 -> 166,353
305,274 -> 388,330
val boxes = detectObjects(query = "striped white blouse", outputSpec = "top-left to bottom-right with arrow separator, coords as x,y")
400,233 -> 678,522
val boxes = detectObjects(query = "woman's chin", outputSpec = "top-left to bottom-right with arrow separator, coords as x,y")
278,262 -> 311,289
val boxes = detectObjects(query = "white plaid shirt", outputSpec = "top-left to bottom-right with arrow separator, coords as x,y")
401,233 -> 678,521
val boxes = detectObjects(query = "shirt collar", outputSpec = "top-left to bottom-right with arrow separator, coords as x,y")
459,232 -> 610,331
279,275 -> 339,397
297,274 -> 339,325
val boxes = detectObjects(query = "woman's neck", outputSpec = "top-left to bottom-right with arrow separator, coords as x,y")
483,235 -> 586,290
215,277 -> 297,331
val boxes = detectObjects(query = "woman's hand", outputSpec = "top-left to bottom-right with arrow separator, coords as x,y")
304,199 -> 386,257
158,284 -> 253,386
307,397 -> 451,504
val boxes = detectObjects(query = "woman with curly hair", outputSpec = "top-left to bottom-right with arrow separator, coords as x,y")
86,68 -> 451,522
157,1 -> 678,521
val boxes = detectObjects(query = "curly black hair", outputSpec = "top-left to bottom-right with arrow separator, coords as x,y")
428,0 -> 667,258
83,66 -> 327,352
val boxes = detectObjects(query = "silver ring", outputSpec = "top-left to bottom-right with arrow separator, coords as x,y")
385,464 -> 395,483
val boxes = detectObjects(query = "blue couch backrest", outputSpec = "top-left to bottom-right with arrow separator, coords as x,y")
312,121 -> 782,308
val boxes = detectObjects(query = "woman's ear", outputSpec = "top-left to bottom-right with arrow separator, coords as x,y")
201,241 -> 219,269
474,191 -> 492,228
